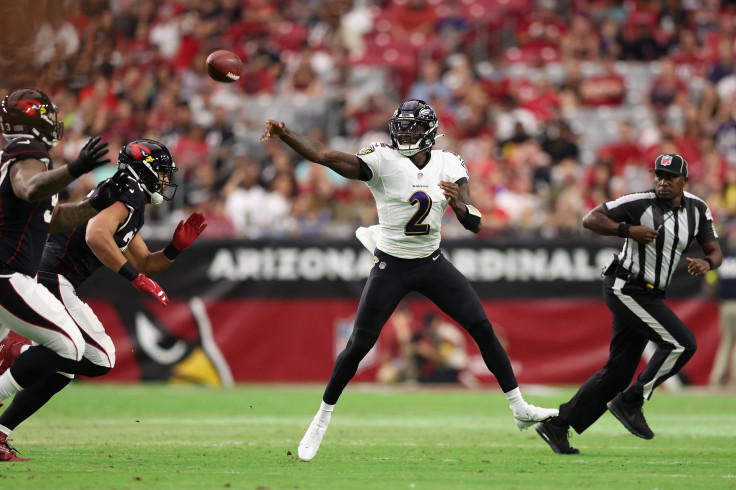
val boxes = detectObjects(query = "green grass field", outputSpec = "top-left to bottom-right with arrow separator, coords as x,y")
0,383 -> 734,489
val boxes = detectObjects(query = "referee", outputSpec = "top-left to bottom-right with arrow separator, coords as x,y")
536,153 -> 722,454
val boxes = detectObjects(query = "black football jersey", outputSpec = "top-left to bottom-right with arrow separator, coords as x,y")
0,137 -> 54,275
39,176 -> 146,287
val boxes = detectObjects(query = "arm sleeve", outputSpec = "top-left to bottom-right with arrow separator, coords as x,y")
357,158 -> 373,182
356,143 -> 382,186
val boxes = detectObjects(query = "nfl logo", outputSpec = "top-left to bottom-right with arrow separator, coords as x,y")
417,172 -> 423,180
661,155 -> 673,166
379,261 -> 387,269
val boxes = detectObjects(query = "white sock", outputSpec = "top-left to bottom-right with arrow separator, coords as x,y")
0,425 -> 10,438
317,401 -> 334,423
505,387 -> 525,412
0,370 -> 22,402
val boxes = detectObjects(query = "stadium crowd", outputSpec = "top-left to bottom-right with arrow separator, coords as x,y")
3,0 -> 736,241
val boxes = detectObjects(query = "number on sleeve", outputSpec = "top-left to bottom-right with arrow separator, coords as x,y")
405,191 -> 431,235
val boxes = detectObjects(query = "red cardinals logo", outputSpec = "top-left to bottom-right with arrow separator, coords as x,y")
12,99 -> 43,115
128,143 -> 150,160
661,155 -> 673,166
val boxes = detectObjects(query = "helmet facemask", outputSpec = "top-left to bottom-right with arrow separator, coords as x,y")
125,162 -> 177,205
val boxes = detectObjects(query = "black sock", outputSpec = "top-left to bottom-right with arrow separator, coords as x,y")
0,373 -> 71,431
9,345 -> 79,387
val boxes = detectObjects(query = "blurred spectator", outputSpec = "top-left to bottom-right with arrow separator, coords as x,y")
391,0 -> 438,37
648,57 -> 688,114
579,56 -> 626,106
540,120 -> 579,165
406,59 -> 452,105
412,313 -> 472,386
560,14 -> 599,61
35,0 -> 80,66
376,305 -> 417,384
597,120 -> 644,176
223,157 -> 267,238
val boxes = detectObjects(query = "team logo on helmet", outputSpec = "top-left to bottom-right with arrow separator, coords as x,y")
12,99 -> 44,115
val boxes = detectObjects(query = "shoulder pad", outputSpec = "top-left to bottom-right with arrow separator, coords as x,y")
120,180 -> 147,210
2,138 -> 49,164
357,142 -> 392,156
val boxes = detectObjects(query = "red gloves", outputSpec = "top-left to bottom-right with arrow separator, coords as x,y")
171,212 -> 208,251
132,274 -> 169,307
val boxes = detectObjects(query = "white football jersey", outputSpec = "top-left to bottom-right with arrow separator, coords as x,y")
357,143 -> 469,259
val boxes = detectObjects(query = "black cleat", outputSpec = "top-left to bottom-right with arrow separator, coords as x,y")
535,417 -> 580,455
607,392 -> 654,440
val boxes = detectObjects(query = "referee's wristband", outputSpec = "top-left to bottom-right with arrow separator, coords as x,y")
118,262 -> 139,281
617,223 -> 631,238
163,242 -> 181,261
704,257 -> 715,271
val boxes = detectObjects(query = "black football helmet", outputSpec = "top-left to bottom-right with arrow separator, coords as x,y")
117,139 -> 177,205
0,88 -> 64,148
389,99 -> 438,156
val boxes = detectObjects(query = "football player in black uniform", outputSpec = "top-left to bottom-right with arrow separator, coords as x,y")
0,88 -> 127,461
0,138 -> 207,461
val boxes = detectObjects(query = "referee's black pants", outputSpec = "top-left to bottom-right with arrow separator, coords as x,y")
560,274 -> 697,434
322,249 -> 518,404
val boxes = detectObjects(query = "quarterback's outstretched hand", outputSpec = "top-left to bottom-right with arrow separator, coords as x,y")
67,136 -> 111,177
131,274 -> 169,307
171,212 -> 208,251
261,120 -> 286,141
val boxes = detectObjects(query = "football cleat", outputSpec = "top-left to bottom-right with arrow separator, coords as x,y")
513,403 -> 559,430
0,435 -> 30,462
0,331 -> 31,376
298,414 -> 331,462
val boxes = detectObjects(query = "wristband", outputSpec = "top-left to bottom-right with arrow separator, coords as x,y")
704,257 -> 714,270
458,204 -> 482,231
163,242 -> 181,260
118,262 -> 139,281
617,223 -> 631,238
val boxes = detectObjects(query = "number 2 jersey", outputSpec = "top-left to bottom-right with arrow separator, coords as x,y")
39,175 -> 146,288
0,137 -> 55,276
357,143 -> 469,259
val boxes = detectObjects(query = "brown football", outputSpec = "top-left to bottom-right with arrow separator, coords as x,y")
206,50 -> 242,83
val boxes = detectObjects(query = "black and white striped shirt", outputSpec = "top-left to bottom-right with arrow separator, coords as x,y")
604,190 -> 718,290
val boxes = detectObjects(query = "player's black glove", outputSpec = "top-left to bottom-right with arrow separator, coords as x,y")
87,169 -> 130,211
67,136 -> 111,178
